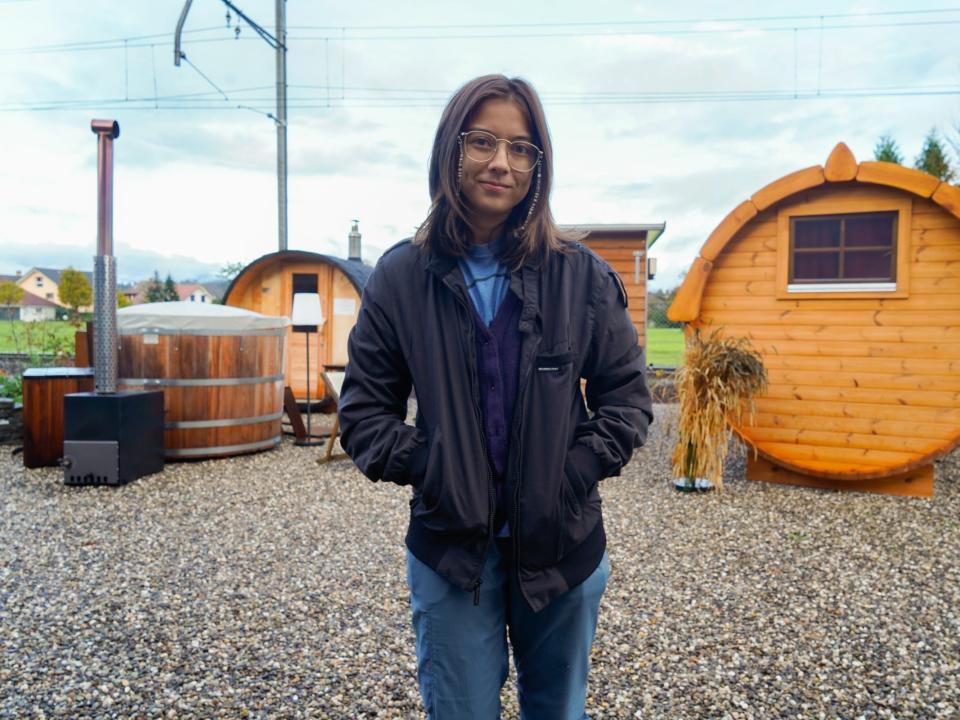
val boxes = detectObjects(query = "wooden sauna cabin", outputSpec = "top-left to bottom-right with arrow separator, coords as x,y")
668,142 -> 960,498
573,224 -> 665,351
222,250 -> 372,403
117,302 -> 288,459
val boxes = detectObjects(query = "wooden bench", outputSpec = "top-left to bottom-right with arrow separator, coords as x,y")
282,369 -> 347,463
318,371 -> 346,463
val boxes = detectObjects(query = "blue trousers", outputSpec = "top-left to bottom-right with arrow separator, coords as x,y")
406,540 -> 609,719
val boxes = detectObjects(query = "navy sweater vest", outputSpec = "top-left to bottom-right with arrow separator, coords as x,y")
471,291 -> 522,530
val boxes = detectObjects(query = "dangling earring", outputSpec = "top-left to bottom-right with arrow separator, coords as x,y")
518,163 -> 541,235
456,139 -> 464,193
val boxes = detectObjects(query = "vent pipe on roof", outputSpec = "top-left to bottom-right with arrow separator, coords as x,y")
348,220 -> 362,261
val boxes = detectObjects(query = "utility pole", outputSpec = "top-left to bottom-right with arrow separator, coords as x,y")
275,0 -> 288,251
174,0 -> 289,252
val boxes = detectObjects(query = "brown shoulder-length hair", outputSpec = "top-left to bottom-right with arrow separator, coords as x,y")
414,74 -> 578,267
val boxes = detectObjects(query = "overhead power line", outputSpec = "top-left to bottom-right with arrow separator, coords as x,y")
286,18 -> 960,41
4,7 -> 960,55
3,84 -> 958,113
288,6 -> 960,30
179,55 -> 229,100
0,25 -> 226,55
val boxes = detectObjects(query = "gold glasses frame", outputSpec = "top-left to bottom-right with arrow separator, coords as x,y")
458,130 -> 543,173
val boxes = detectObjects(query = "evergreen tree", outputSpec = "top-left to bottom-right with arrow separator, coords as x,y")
144,271 -> 165,303
914,128 -> 956,182
162,274 -> 180,302
873,134 -> 903,164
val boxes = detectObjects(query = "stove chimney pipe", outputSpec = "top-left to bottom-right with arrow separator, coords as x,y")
348,220 -> 362,261
91,119 -> 120,394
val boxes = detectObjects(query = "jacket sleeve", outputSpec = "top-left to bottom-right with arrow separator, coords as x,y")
337,260 -> 429,486
564,268 -> 654,497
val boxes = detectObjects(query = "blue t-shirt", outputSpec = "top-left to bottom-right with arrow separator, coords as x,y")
458,236 -> 511,326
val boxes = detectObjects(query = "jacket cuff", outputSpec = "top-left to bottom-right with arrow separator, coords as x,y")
405,442 -> 429,487
564,443 -> 604,498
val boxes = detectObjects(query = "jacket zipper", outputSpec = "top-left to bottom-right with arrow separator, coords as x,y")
450,287 -> 496,606
510,345 -> 538,605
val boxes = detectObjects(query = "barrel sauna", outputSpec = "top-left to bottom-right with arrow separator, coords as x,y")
669,143 -> 960,497
222,250 -> 371,404
117,302 -> 288,459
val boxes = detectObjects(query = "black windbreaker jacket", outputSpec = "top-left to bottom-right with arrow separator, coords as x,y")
338,239 -> 653,611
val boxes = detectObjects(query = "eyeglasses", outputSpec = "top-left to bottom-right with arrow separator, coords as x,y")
458,130 -> 543,173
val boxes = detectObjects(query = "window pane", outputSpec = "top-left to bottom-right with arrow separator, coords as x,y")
795,219 -> 840,248
292,273 -> 318,294
846,214 -> 894,248
794,252 -> 839,280
844,250 -> 893,280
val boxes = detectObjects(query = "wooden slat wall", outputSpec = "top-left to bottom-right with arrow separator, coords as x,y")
118,333 -> 284,459
582,235 -> 648,350
695,184 -> 960,479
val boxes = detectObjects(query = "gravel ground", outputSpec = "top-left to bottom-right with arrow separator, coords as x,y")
1,403 -> 958,719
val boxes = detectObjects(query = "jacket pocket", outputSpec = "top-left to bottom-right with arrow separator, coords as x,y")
556,470 -> 602,562
534,350 -> 576,374
556,471 -> 582,560
532,350 -> 579,408
414,430 -> 444,515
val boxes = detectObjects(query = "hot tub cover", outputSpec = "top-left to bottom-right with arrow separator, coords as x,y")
118,302 -> 289,333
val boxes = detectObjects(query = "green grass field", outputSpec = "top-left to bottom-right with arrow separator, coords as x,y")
0,319 -> 684,367
646,327 -> 683,367
0,321 -> 76,356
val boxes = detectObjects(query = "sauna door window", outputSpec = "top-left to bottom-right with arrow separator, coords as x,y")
788,212 -> 898,292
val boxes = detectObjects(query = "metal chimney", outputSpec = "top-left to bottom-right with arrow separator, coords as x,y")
91,119 -> 120,394
61,120 -> 165,486
348,220 -> 362,261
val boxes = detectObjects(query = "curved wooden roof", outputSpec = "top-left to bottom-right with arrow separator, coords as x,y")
222,250 -> 373,305
668,143 -> 960,322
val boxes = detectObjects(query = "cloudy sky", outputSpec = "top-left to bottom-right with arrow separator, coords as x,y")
1,0 -> 958,287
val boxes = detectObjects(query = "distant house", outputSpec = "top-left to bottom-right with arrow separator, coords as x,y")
18,267 -> 94,312
176,283 -> 215,304
0,290 -> 61,322
200,280 -> 229,302
118,282 -> 144,305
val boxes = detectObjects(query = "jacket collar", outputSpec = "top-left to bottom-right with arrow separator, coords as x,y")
513,265 -> 540,333
425,247 -> 541,332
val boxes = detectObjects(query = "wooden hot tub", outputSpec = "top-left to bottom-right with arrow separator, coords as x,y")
117,302 -> 288,459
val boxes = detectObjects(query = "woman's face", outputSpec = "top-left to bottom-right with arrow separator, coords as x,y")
459,97 -> 535,233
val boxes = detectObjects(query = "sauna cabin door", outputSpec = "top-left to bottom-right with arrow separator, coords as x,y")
288,271 -> 328,401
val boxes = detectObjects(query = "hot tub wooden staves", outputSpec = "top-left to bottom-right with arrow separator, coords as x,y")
116,303 -> 288,460
669,143 -> 960,497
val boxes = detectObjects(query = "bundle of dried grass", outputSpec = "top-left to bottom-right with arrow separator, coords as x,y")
671,328 -> 768,490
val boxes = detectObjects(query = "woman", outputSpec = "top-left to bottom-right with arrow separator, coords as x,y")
338,74 -> 653,719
